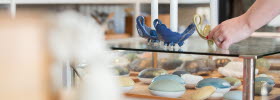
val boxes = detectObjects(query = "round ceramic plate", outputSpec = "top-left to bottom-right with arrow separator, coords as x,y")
138,77 -> 153,84
149,90 -> 185,98
121,86 -> 134,92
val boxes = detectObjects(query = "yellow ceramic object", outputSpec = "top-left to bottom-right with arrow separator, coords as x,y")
118,76 -> 135,87
191,86 -> 216,100
193,15 -> 214,46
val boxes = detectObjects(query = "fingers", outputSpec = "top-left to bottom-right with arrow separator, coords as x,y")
212,29 -> 222,46
207,25 -> 220,40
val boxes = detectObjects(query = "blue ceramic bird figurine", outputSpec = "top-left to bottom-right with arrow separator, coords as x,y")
153,19 -> 196,47
136,16 -> 159,43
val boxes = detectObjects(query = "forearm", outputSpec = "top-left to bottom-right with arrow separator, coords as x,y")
242,0 -> 280,31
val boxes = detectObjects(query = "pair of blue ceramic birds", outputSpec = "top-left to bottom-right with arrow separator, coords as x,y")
136,16 -> 196,47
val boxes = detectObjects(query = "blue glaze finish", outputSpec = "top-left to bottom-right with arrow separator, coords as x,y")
255,77 -> 275,86
223,91 -> 242,100
172,70 -> 190,77
196,78 -> 231,89
136,16 -> 159,43
152,74 -> 186,85
153,19 -> 196,47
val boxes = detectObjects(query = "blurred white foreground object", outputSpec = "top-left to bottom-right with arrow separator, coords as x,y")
49,10 -> 122,100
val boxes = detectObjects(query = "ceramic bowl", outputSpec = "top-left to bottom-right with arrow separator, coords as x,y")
138,68 -> 168,84
172,70 -> 190,77
152,74 -> 185,85
223,77 -> 242,90
256,58 -> 271,74
181,74 -> 203,88
149,80 -> 185,98
223,91 -> 242,100
196,78 -> 231,99
153,19 -> 195,47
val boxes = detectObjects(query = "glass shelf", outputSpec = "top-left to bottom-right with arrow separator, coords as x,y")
110,37 -> 280,58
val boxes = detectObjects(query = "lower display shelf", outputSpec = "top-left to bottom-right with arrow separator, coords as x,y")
124,80 -> 280,100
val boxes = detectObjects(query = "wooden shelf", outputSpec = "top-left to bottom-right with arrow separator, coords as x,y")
124,78 -> 280,100
125,70 -> 280,100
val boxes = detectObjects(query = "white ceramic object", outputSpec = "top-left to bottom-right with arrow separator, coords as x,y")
121,86 -> 134,92
208,88 -> 231,99
181,74 -> 203,88
138,78 -> 153,84
149,90 -> 185,98
231,84 -> 242,90
218,62 -> 259,78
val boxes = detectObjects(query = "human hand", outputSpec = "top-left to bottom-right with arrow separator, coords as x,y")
207,15 -> 254,49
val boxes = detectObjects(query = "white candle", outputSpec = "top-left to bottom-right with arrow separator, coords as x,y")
151,0 -> 158,30
170,0 -> 178,32
10,0 -> 16,18
210,0 -> 219,29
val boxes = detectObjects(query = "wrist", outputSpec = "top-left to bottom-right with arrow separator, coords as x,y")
239,14 -> 255,33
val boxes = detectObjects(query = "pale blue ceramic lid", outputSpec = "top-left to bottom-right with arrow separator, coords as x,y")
224,91 -> 242,100
149,80 -> 186,92
196,78 -> 231,89
152,74 -> 186,85
255,77 -> 275,85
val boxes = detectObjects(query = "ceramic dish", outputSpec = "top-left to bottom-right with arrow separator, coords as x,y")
223,77 -> 242,90
152,74 -> 185,85
138,78 -> 153,84
121,86 -> 134,92
149,90 -> 185,98
149,80 -> 185,98
196,78 -> 231,99
223,91 -> 242,100
181,74 -> 203,89
138,68 -> 168,84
